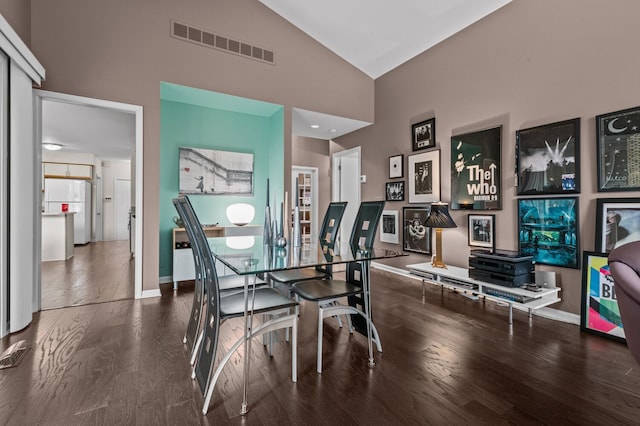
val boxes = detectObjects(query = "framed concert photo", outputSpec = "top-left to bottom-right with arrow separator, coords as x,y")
468,214 -> 496,250
408,150 -> 440,203
594,198 -> 640,253
411,118 -> 435,151
402,206 -> 431,255
385,181 -> 405,201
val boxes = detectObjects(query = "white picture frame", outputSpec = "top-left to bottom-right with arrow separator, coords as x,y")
408,149 -> 440,203
380,210 -> 399,244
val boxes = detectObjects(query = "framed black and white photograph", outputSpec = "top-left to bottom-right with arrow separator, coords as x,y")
516,118 -> 580,195
403,206 -> 431,255
389,154 -> 404,178
408,150 -> 440,203
596,106 -> 640,192
411,118 -> 436,151
385,181 -> 405,201
518,197 -> 579,269
468,214 -> 495,250
451,126 -> 501,210
380,210 -> 399,244
595,198 -> 640,253
179,147 -> 254,195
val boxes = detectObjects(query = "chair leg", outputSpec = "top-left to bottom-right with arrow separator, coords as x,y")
291,313 -> 298,382
317,306 -> 325,374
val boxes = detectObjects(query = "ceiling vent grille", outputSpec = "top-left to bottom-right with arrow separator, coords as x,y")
171,20 -> 275,65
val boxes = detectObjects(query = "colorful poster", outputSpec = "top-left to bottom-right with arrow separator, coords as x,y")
450,126 -> 501,210
580,252 -> 626,342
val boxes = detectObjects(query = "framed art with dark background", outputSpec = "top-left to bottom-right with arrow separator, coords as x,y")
411,118 -> 435,151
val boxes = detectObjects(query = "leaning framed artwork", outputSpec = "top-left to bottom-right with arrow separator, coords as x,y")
179,147 -> 254,195
517,197 -> 579,269
408,150 -> 440,203
451,126 -> 501,210
594,198 -> 640,253
389,154 -> 404,178
402,206 -> 431,255
380,210 -> 399,244
596,106 -> 640,192
580,251 -> 626,343
468,214 -> 496,250
516,118 -> 580,195
411,118 -> 436,151
385,181 -> 405,201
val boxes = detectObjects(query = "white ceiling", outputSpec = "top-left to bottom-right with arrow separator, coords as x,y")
41,1 -> 513,158
259,0 -> 513,79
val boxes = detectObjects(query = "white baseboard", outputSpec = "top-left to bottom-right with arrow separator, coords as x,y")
141,289 -> 161,299
371,261 -> 579,325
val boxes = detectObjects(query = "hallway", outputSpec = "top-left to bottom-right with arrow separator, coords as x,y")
41,240 -> 134,310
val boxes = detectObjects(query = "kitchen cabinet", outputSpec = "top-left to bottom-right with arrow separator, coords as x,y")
43,162 -> 93,180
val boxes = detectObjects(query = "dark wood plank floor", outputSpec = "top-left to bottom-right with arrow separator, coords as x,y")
41,240 -> 134,310
2,269 -> 639,425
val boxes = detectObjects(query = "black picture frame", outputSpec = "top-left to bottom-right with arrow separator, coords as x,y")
596,106 -> 640,192
468,214 -> 496,250
411,118 -> 436,151
580,251 -> 626,343
402,206 -> 431,255
451,126 -> 502,210
385,181 -> 405,201
517,197 -> 579,269
389,154 -> 404,178
516,118 -> 580,195
594,197 -> 640,253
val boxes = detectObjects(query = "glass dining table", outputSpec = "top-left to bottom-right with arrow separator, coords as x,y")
208,234 -> 406,414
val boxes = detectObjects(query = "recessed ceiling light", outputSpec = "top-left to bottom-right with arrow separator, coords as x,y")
329,128 -> 337,133
310,124 -> 320,129
42,143 -> 63,151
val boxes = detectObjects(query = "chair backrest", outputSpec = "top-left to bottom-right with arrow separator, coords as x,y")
609,241 -> 640,364
319,202 -> 348,249
349,201 -> 386,249
176,195 -> 222,393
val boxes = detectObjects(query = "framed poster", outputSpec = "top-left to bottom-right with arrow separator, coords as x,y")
517,197 -> 579,268
385,181 -> 405,201
580,251 -> 626,343
516,118 -> 580,195
596,106 -> 640,192
411,118 -> 435,151
402,206 -> 431,255
179,147 -> 254,195
408,150 -> 440,203
468,214 -> 495,250
451,126 -> 501,210
389,154 -> 404,178
594,198 -> 640,253
380,210 -> 399,244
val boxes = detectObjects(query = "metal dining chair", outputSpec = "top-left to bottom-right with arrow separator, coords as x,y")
291,200 -> 385,373
175,195 -> 299,415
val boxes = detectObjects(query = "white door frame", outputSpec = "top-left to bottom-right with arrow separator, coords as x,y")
34,90 -> 144,299
331,146 -> 361,249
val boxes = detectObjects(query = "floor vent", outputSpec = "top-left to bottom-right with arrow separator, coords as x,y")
0,340 -> 30,370
171,20 -> 275,65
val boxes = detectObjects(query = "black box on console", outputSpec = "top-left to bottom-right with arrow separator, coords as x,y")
469,249 -> 534,287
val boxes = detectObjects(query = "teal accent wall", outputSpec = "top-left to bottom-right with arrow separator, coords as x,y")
159,83 -> 284,278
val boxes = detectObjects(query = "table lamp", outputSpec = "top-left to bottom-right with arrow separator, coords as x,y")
425,202 -> 457,268
226,203 -> 255,226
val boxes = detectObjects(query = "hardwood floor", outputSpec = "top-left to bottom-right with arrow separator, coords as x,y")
1,269 -> 639,425
41,240 -> 134,310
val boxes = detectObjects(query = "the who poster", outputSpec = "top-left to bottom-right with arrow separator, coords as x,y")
450,126 -> 501,210
580,252 -> 626,343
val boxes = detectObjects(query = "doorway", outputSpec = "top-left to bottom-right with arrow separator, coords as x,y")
331,147 -> 361,249
35,90 -> 144,307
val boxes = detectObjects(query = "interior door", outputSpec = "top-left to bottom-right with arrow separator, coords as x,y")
114,179 -> 131,240
332,147 -> 361,250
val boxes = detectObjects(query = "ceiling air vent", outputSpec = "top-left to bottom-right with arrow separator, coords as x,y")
171,20 -> 275,65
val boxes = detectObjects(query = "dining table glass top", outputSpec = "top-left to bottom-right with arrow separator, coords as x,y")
208,235 -> 406,276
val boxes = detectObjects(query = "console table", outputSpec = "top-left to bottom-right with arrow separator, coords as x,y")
407,263 -> 561,324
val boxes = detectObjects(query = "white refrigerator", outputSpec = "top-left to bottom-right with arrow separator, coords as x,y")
44,178 -> 92,244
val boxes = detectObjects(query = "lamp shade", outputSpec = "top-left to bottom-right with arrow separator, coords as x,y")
425,202 -> 457,228
226,203 -> 255,226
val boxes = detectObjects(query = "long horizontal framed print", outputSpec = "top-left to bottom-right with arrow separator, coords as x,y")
380,210 -> 399,244
596,106 -> 640,192
595,198 -> 640,253
408,150 -> 440,203
518,197 -> 579,269
402,206 -> 431,255
516,118 -> 580,195
389,154 -> 404,178
580,251 -> 626,343
385,181 -> 405,201
468,214 -> 496,250
179,147 -> 253,195
451,126 -> 501,210
411,118 -> 435,151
